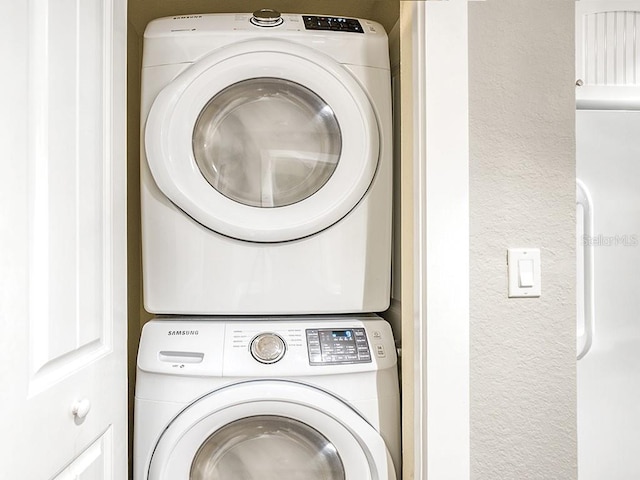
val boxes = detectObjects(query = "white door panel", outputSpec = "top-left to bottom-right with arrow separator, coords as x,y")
577,109 -> 640,479
52,428 -> 114,480
0,0 -> 127,478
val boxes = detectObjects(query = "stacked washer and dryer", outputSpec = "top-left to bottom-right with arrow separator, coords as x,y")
135,9 -> 399,480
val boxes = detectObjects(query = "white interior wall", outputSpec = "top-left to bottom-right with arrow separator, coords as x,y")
468,1 -> 577,478
408,3 -> 471,478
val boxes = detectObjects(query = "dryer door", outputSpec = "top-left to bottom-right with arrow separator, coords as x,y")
144,39 -> 380,242
146,381 -> 396,480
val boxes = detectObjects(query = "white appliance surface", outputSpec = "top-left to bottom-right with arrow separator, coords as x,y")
140,12 -> 393,314
577,109 -> 640,479
134,316 -> 401,480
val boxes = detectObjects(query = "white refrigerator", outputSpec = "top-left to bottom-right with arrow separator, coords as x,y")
576,109 -> 640,479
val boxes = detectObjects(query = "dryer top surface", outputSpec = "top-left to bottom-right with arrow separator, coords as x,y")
142,12 -> 389,69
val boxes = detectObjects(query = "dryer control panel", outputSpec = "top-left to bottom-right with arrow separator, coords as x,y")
306,328 -> 371,365
302,16 -> 363,33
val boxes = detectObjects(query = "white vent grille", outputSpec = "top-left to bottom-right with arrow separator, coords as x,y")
578,8 -> 640,86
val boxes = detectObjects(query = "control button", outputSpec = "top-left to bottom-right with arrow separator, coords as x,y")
250,333 -> 286,364
302,15 -> 363,33
372,331 -> 382,339
375,345 -> 386,357
250,9 -> 283,27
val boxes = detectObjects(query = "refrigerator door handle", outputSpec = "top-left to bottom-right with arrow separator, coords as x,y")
577,179 -> 595,360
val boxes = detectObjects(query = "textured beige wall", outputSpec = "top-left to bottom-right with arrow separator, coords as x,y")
469,1 -> 577,479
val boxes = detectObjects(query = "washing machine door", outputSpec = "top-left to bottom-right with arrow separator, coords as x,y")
147,381 -> 396,480
144,39 -> 380,242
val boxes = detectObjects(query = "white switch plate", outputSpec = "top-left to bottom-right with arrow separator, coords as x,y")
507,248 -> 541,298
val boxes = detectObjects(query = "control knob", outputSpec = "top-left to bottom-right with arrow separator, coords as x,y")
250,9 -> 283,27
250,333 -> 286,363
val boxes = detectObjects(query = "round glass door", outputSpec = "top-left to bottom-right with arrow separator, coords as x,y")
147,381 -> 395,479
190,415 -> 345,480
193,78 -> 342,208
144,40 -> 379,242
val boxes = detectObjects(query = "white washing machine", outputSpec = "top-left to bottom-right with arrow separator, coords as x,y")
140,11 -> 392,314
134,317 -> 401,480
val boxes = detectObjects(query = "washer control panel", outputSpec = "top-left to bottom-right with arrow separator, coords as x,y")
302,16 -> 363,33
306,328 -> 371,365
138,319 -> 396,376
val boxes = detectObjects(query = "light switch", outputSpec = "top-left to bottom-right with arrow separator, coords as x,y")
518,259 -> 534,287
508,248 -> 541,297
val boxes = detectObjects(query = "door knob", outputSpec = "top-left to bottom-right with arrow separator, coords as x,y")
71,398 -> 91,419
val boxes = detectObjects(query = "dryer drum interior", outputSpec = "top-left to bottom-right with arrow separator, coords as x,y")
192,77 -> 343,209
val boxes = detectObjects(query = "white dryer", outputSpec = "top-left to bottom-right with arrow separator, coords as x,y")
134,317 -> 401,480
140,11 -> 392,314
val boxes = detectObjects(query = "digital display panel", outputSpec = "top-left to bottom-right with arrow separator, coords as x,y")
331,330 -> 352,338
302,16 -> 364,34
306,328 -> 371,365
